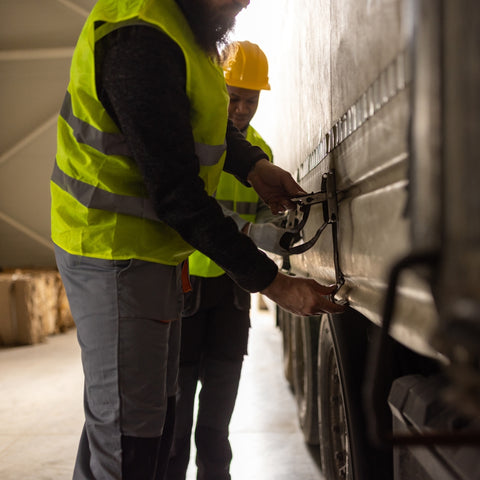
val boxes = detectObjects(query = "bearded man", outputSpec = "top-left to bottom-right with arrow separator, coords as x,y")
51,1 -> 344,479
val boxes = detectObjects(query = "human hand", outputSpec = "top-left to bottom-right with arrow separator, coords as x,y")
261,271 -> 345,316
247,159 -> 306,214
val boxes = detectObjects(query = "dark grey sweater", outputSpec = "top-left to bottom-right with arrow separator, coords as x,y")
95,25 -> 277,292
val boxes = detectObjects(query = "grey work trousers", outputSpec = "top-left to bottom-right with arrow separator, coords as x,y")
55,245 -> 183,480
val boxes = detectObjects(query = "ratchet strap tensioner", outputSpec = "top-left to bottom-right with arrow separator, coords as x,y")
279,170 -> 343,255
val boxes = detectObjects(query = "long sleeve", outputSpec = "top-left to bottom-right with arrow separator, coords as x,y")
95,26 -> 277,292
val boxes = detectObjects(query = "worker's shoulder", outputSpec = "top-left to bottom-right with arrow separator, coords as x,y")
103,23 -> 184,59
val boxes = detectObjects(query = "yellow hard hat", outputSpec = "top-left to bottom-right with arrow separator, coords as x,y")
222,41 -> 271,91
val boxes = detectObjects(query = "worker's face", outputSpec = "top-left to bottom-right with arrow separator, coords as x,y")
227,85 -> 260,131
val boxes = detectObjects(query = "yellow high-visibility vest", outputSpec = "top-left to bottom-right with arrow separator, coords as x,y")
51,0 -> 229,265
189,125 -> 273,277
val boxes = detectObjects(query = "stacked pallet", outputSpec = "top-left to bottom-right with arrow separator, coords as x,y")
0,270 -> 74,346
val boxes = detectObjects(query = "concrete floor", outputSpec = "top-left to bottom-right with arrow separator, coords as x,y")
0,296 -> 324,480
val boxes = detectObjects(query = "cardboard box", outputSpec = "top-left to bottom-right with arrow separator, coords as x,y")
0,273 -> 42,345
0,270 -> 74,346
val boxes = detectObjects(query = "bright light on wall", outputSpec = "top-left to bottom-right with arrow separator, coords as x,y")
231,1 -> 275,47
229,1 -> 279,148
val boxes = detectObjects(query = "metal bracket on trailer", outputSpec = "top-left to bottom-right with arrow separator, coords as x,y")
279,169 -> 345,290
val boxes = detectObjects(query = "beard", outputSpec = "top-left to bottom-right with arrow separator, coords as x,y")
176,0 -> 239,56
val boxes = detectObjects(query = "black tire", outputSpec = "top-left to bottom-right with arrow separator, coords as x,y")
278,306 -> 294,387
317,311 -> 392,480
292,315 -> 320,445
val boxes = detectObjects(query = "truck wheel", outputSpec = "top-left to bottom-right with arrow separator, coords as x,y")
278,307 -> 294,387
292,315 -> 320,445
317,312 -> 392,480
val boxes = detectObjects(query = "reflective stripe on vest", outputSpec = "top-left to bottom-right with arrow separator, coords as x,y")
59,91 -> 130,157
59,91 -> 226,167
52,161 -> 159,221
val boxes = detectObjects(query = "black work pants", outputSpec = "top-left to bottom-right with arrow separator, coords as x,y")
166,275 -> 250,480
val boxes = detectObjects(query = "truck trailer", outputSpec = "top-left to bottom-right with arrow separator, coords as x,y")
247,0 -> 480,479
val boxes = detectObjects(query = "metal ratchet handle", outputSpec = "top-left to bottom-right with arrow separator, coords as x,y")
290,191 -> 329,207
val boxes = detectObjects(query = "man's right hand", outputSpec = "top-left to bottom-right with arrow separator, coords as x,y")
261,271 -> 345,316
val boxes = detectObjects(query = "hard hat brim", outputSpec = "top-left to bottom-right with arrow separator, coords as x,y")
225,79 -> 271,91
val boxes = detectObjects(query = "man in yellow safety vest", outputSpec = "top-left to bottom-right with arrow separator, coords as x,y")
51,2 -> 344,478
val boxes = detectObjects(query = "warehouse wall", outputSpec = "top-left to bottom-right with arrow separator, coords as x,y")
0,0 -> 95,268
